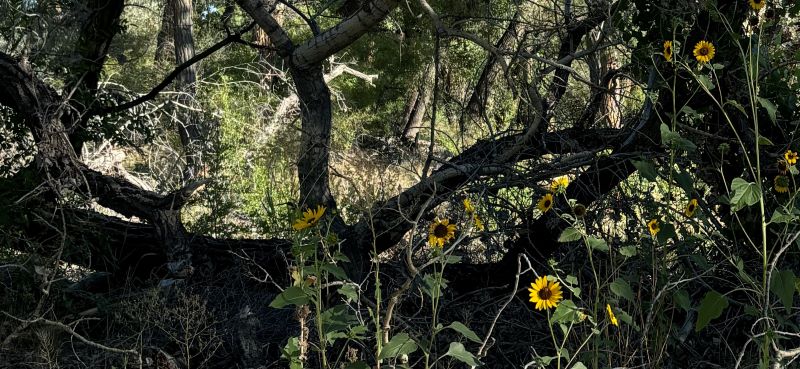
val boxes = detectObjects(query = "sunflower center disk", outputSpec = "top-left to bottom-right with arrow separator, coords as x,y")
538,288 -> 552,300
544,200 -> 551,208
700,48 -> 708,56
434,224 -> 449,238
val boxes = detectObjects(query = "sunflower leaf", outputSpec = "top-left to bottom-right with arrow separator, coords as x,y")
730,177 -> 761,211
446,321 -> 481,343
697,75 -> 715,91
586,236 -> 609,252
270,286 -> 310,308
632,160 -> 658,181
552,299 -> 580,323
757,97 -> 778,123
444,342 -> 481,366
695,290 -> 729,332
610,278 -> 634,302
558,227 -> 582,242
378,333 -> 417,360
770,270 -> 796,313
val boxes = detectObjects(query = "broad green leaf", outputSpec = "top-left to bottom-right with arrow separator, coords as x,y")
674,170 -> 694,196
338,284 -> 359,302
558,227 -> 582,242
660,123 -> 697,152
572,362 -> 588,369
770,270 -> 796,312
552,299 -> 580,323
695,290 -> 729,332
619,245 -> 638,257
447,321 -> 481,343
697,75 -> 715,90
270,286 -> 310,308
321,264 -> 348,280
586,236 -> 609,252
730,178 -> 760,211
444,342 -> 481,366
610,278 -> 634,302
378,333 -> 418,359
673,289 -> 691,311
757,97 -> 778,123
757,136 -> 774,146
726,99 -> 748,116
769,209 -> 797,224
632,160 -> 658,181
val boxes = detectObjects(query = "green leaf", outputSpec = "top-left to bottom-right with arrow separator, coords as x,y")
757,136 -> 775,146
757,97 -> 778,123
695,290 -> 729,332
270,286 -> 310,308
726,99 -> 748,116
619,245 -> 638,257
572,362 -> 588,369
769,209 -> 797,224
660,123 -> 697,152
338,284 -> 359,302
447,322 -> 481,343
610,278 -> 634,302
730,177 -> 761,211
378,333 -> 418,360
697,75 -> 715,90
770,270 -> 796,312
321,264 -> 348,280
586,236 -> 609,252
551,299 -> 580,323
673,289 -> 691,311
558,227 -> 582,242
444,342 -> 481,366
632,160 -> 658,181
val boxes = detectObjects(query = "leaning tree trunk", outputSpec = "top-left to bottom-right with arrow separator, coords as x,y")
172,0 -> 204,180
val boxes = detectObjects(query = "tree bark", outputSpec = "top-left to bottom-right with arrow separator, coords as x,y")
155,2 -> 175,63
400,64 -> 434,144
172,0 -> 204,180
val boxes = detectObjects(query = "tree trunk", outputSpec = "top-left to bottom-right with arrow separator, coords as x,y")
155,2 -> 175,63
172,0 -> 203,180
400,64 -> 434,145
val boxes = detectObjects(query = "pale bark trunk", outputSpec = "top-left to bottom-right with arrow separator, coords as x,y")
172,0 -> 203,180
400,64 -> 434,144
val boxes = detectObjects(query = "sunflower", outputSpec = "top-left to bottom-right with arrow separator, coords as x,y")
572,203 -> 587,218
292,205 -> 326,231
528,276 -> 564,311
537,193 -> 554,213
463,198 -> 475,214
606,304 -> 619,326
684,198 -> 699,218
777,160 -> 789,175
784,150 -> 798,165
472,213 -> 485,231
693,40 -> 715,63
663,40 -> 673,62
647,219 -> 660,237
428,218 -> 456,248
550,176 -> 570,193
774,175 -> 790,193
749,0 -> 766,10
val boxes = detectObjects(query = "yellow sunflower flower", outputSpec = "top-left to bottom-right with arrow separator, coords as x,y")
693,40 -> 715,63
663,40 -> 673,62
528,276 -> 564,311
774,175 -> 790,193
606,304 -> 619,326
537,193 -> 554,213
647,219 -> 660,237
684,198 -> 699,218
749,0 -> 766,10
472,213 -> 484,231
292,205 -> 326,231
784,150 -> 798,165
550,176 -> 570,193
463,198 -> 475,213
428,218 -> 456,248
